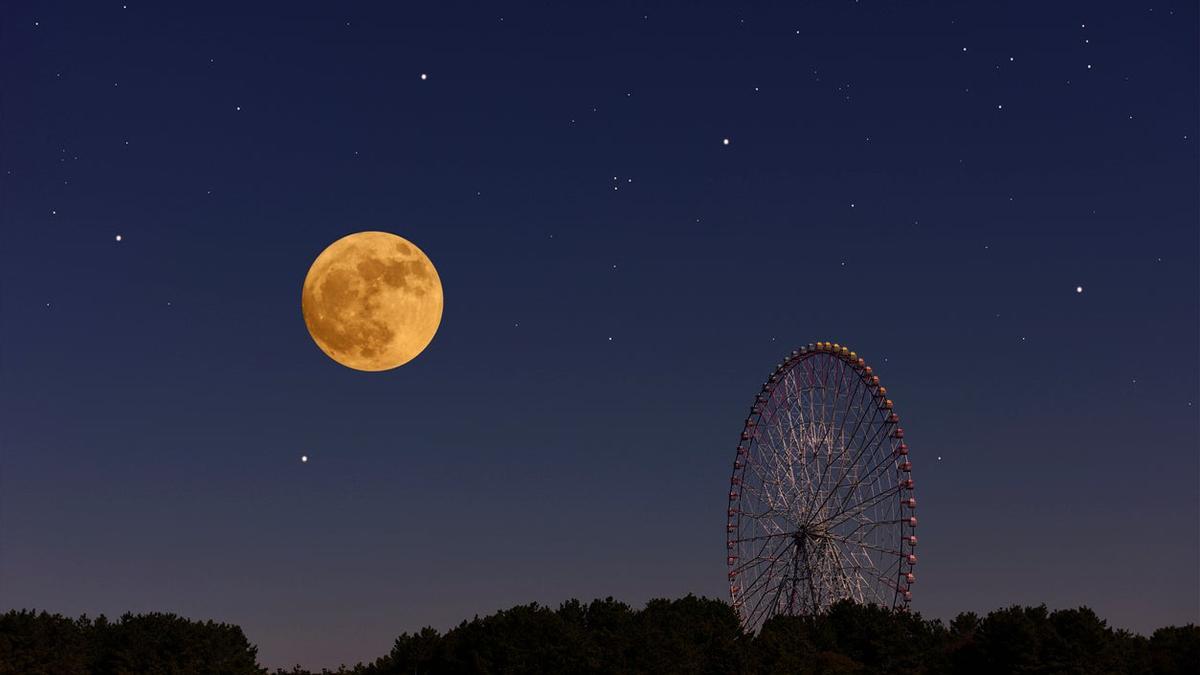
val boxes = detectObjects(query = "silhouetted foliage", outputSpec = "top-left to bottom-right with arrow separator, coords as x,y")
3,599 -> 1197,674
0,610 -> 262,675
1149,625 -> 1200,675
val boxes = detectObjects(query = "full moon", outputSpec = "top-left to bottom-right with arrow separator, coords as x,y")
301,231 -> 443,371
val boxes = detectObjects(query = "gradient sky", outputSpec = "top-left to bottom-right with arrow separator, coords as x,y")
2,1 -> 1197,670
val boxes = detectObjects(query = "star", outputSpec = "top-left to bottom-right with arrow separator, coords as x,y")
420,73 -> 428,80
722,138 -> 730,145
1075,285 -> 1083,293
115,234 -> 123,242
300,455 -> 308,463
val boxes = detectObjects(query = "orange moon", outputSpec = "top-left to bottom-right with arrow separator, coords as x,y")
301,231 -> 443,371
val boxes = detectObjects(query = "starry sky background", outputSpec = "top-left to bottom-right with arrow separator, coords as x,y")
2,1 -> 1197,669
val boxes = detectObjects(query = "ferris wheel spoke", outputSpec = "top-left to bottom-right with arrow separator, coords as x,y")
733,522 -> 798,574
804,420 -> 888,525
823,446 -> 904,524
742,469 -> 801,525
742,436 -> 806,513
815,355 -> 847,466
820,540 -> 859,598
735,546 -> 791,593
732,530 -> 802,545
847,434 -> 904,489
824,541 -> 866,603
780,403 -> 814,508
735,559 -> 784,600
785,391 -> 825,501
800,359 -> 823,458
758,538 -> 816,624
756,429 -> 802,514
803,535 -> 829,614
817,485 -> 902,530
806,408 -> 894,525
770,427 -> 813,516
829,473 -> 890,533
768,557 -> 796,619
823,542 -> 871,603
810,370 -> 845,509
744,576 -> 784,630
803,372 -> 885,521
827,512 -> 897,545
831,365 -> 862,458
830,514 -> 912,547
822,531 -> 905,558
839,555 -> 904,599
741,547 -> 798,626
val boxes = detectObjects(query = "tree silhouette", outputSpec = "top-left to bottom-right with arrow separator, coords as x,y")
0,610 -> 262,675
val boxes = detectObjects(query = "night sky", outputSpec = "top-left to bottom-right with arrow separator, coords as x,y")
2,1 -> 1197,670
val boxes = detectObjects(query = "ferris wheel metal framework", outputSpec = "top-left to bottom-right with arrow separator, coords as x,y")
726,341 -> 918,631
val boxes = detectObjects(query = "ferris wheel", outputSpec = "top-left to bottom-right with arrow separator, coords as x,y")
726,341 -> 917,630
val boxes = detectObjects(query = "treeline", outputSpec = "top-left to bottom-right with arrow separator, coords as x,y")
2,597 -> 1197,674
0,610 -> 260,674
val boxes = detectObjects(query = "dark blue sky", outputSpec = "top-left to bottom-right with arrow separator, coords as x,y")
2,1 -> 1196,669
